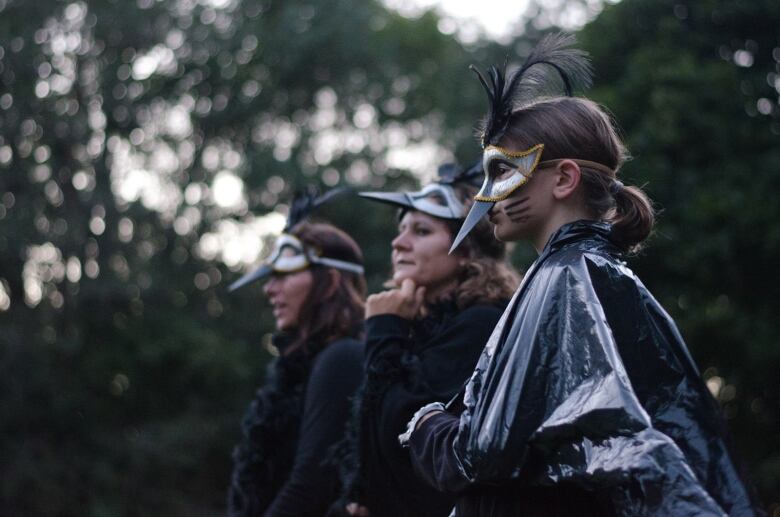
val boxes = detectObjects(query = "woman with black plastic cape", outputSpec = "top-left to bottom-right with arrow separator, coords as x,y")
335,164 -> 519,517
227,188 -> 367,517
402,34 -> 761,516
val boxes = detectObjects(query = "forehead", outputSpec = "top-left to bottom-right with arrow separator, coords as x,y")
399,209 -> 448,228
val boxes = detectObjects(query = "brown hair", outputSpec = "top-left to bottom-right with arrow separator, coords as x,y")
503,97 -> 655,253
436,182 -> 519,309
286,221 -> 366,354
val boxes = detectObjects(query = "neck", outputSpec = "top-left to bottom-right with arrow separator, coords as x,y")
531,204 -> 592,254
423,279 -> 458,305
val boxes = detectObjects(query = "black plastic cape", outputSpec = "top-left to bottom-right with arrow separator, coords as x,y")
451,221 -> 758,516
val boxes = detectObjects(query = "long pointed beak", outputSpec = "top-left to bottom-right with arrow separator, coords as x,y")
228,264 -> 273,292
449,200 -> 493,254
358,191 -> 412,209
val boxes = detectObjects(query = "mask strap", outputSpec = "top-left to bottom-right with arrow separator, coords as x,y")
538,159 -> 615,176
309,255 -> 365,275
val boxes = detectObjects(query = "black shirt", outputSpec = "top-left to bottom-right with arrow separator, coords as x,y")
229,337 -> 363,517
341,302 -> 505,517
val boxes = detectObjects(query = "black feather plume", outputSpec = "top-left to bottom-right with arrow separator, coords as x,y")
472,33 -> 593,148
438,161 -> 483,187
285,185 -> 352,231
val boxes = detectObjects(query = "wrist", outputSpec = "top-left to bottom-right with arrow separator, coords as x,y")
398,402 -> 446,447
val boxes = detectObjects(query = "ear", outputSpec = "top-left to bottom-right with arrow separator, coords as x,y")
324,268 -> 341,298
552,159 -> 582,200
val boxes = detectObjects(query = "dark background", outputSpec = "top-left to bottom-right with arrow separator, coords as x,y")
1,0 -> 778,514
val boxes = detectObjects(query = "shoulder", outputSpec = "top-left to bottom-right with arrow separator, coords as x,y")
311,337 -> 364,374
452,303 -> 505,325
432,303 -> 506,345
533,247 -> 647,317
540,243 -> 632,283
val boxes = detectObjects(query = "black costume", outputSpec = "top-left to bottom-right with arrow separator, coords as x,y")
408,222 -> 759,516
227,187 -> 366,516
339,301 -> 505,517
229,334 -> 363,516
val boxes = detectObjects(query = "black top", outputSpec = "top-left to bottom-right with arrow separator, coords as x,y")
339,302 -> 505,517
229,335 -> 364,517
408,221 -> 760,517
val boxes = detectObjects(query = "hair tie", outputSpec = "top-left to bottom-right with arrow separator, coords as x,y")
609,180 -> 624,196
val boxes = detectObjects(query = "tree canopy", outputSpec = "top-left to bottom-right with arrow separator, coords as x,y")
1,0 -> 777,514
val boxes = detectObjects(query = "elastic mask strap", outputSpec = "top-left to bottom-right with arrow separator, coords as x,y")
538,159 -> 615,176
309,255 -> 365,275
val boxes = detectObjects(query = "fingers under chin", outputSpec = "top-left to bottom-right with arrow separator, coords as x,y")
346,503 -> 370,517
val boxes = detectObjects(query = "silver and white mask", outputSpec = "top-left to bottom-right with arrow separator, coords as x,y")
359,182 -> 467,220
449,144 -> 545,252
228,233 -> 364,291
476,144 -> 545,202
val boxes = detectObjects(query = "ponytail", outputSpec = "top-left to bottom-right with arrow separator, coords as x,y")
579,168 -> 654,254
609,184 -> 654,253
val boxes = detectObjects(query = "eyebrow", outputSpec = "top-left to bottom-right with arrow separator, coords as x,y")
398,218 -> 430,230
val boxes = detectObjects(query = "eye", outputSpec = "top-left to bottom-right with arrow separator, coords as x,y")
413,224 -> 431,236
494,163 -> 517,182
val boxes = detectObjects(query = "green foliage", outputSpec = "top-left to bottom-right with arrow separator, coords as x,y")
580,0 -> 780,504
0,0 -> 503,514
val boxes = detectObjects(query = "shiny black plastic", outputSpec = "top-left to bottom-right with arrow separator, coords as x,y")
453,221 -> 759,516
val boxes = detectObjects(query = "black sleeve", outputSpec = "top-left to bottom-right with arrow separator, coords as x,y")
264,339 -> 363,517
338,305 -> 500,510
408,410 -> 471,493
363,313 -> 412,367
365,305 -> 502,401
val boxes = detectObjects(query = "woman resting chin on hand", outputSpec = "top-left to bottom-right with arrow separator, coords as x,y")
338,165 -> 519,517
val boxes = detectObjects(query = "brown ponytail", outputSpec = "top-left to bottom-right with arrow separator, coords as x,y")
578,169 -> 655,253
503,96 -> 655,253
610,184 -> 654,253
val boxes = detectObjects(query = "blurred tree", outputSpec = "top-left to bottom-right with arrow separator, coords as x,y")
0,0 -> 506,514
579,0 -> 780,507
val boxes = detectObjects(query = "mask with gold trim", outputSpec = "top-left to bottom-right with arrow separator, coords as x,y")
228,187 -> 364,291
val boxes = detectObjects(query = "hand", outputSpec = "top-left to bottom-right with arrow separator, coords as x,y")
346,502 -> 370,516
365,278 -> 426,320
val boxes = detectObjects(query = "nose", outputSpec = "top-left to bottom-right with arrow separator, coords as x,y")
263,276 -> 280,297
391,230 -> 411,252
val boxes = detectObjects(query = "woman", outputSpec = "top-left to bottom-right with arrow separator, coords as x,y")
338,164 -> 519,517
227,189 -> 367,517
405,34 -> 759,516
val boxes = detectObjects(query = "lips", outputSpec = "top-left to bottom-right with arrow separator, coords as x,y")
394,260 -> 414,268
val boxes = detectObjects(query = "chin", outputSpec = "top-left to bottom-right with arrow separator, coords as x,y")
493,226 -> 508,242
276,319 -> 295,331
495,221 -> 528,242
493,225 -> 515,242
393,271 -> 416,284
